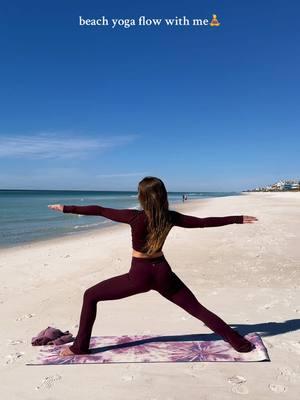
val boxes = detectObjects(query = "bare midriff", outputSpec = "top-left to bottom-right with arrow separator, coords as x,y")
132,249 -> 164,258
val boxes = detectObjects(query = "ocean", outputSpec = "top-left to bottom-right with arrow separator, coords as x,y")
0,190 -> 241,249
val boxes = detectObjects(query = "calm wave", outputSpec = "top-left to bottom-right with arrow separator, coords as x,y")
0,190 -> 240,248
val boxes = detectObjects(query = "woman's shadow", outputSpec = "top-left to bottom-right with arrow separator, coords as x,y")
89,318 -> 300,354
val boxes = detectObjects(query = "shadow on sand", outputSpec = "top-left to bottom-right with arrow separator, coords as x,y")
89,318 -> 300,354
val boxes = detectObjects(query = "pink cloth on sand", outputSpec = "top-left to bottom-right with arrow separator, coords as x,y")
31,326 -> 74,346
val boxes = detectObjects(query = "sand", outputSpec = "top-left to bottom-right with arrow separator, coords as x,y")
1,192 -> 299,399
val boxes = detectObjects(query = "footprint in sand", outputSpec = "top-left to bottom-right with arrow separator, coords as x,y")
5,352 -> 24,364
228,376 -> 248,395
231,384 -> 249,394
15,313 -> 35,321
228,375 -> 247,384
277,366 -> 299,383
8,339 -> 24,345
268,383 -> 286,393
35,374 -> 62,390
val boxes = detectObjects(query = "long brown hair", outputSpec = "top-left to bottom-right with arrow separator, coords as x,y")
138,176 -> 173,255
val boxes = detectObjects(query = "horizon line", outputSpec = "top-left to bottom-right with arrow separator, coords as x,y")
0,188 -> 241,193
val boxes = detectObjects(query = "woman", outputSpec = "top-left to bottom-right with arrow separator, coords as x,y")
48,176 -> 257,356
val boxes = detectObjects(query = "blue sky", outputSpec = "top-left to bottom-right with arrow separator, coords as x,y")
0,0 -> 299,191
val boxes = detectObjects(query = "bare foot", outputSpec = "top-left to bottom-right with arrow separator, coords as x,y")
235,341 -> 256,353
59,346 -> 76,357
224,331 -> 256,353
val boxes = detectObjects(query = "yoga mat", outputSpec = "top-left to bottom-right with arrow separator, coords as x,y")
26,332 -> 269,365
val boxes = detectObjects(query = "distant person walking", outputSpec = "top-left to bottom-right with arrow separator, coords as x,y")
48,176 -> 257,356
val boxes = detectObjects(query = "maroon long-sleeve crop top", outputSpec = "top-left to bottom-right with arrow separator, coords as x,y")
63,205 -> 244,252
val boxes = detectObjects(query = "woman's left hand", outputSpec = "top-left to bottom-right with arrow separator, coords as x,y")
48,204 -> 64,212
243,215 -> 258,223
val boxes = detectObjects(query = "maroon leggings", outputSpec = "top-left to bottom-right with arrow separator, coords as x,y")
69,255 -> 251,354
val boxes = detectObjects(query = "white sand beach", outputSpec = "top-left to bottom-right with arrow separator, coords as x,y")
1,192 -> 299,399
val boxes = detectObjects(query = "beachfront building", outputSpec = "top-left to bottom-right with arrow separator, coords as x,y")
280,180 -> 300,191
267,180 -> 299,191
292,182 -> 300,190
246,179 -> 300,192
272,180 -> 285,190
288,182 -> 299,190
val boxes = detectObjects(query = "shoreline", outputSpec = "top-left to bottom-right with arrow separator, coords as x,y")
0,196 -> 212,253
0,190 -> 297,253
2,191 -> 299,286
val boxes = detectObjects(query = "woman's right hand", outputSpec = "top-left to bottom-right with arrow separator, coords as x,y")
48,204 -> 64,212
243,215 -> 258,223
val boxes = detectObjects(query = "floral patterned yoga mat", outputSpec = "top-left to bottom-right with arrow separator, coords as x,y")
26,332 -> 269,365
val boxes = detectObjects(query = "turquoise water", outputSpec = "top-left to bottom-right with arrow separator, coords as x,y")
0,190 -> 241,248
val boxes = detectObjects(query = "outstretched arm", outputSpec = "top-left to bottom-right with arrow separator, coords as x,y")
171,210 -> 258,228
48,204 -> 138,224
